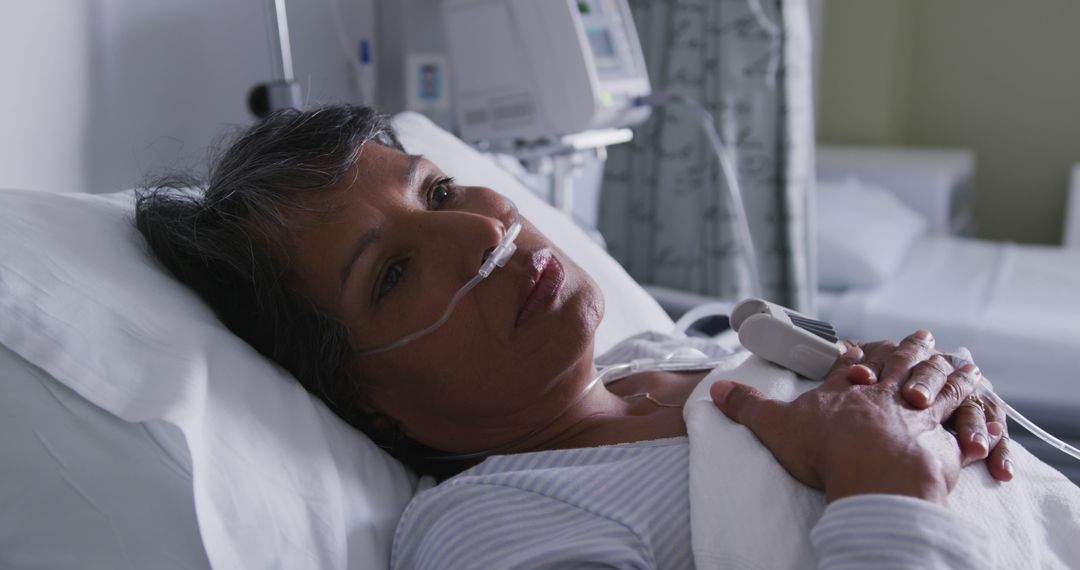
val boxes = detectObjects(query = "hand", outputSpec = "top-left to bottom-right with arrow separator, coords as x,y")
840,337 -> 1013,482
711,330 -> 981,505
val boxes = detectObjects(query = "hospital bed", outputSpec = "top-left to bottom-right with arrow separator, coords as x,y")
3,114 -> 1078,567
814,165 -> 1080,484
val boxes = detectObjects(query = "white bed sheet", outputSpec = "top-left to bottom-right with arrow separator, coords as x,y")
819,236 -> 1080,409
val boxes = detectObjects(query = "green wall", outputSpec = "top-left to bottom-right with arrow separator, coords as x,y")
818,0 -> 1080,244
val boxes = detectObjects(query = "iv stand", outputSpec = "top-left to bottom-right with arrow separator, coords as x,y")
248,0 -> 303,117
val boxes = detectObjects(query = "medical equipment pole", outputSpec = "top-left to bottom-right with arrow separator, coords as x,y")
247,0 -> 303,118
270,0 -> 295,83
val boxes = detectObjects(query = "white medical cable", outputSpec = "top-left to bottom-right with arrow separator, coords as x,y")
979,386 -> 1080,461
634,90 -> 763,298
360,200 -> 522,356
427,353 -> 725,462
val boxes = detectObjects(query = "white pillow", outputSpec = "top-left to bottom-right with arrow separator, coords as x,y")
0,112 -> 672,568
0,188 -> 418,569
0,343 -> 210,569
816,177 -> 929,290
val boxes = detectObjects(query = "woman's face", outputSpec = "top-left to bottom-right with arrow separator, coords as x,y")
287,143 -> 605,453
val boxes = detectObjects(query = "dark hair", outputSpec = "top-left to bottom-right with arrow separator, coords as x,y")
135,105 -> 466,478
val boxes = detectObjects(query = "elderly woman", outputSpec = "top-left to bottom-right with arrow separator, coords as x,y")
136,105 -> 1012,568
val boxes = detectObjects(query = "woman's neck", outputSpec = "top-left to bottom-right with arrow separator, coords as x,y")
510,369 -> 708,454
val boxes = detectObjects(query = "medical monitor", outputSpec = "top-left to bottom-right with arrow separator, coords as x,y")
442,0 -> 652,147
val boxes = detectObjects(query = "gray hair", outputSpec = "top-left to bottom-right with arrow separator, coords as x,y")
136,105 -> 467,477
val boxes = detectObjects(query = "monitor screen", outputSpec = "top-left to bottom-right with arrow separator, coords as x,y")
587,26 -> 616,58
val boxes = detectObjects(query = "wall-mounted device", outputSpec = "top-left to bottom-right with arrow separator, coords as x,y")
442,0 -> 652,149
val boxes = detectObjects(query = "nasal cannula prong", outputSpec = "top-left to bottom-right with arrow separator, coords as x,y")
360,199 -> 521,356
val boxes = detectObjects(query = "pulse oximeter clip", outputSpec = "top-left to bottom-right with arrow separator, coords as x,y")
731,298 -> 843,381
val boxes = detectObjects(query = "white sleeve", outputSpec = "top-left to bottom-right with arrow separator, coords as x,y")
811,494 -> 991,569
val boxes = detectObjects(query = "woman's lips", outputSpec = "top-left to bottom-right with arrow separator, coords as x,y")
516,251 -> 565,328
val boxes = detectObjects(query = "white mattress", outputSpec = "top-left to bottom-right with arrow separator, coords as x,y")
819,236 -> 1080,410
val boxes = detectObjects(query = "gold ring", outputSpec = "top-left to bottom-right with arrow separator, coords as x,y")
965,393 -> 985,410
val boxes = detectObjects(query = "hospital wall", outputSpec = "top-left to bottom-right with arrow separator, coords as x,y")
817,0 -> 1080,245
0,2 -> 92,194
0,0 -> 375,195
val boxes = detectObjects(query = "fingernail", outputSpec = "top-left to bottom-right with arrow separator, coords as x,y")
711,381 -> 734,403
960,363 -> 981,376
914,329 -> 933,342
911,382 -> 931,402
853,364 -> 876,381
843,346 -> 863,360
971,432 -> 987,451
1004,460 -> 1014,476
987,421 -> 1004,437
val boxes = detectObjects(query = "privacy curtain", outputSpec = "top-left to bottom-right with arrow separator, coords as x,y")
600,0 -> 816,311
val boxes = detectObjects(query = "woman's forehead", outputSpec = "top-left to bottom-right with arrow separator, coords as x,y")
352,143 -> 437,190
286,141 -> 456,268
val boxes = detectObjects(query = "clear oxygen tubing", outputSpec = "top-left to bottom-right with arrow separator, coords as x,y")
359,199 -> 523,356
633,90 -> 763,299
427,351 -> 724,462
979,386 -> 1080,461
942,351 -> 1080,462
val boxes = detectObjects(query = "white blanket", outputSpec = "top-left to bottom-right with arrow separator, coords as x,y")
685,355 -> 1080,569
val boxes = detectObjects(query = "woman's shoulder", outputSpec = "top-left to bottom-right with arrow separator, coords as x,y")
451,436 -> 687,483
408,437 -> 689,514
392,438 -> 692,568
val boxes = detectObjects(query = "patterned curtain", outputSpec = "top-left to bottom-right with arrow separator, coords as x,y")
600,0 -> 816,311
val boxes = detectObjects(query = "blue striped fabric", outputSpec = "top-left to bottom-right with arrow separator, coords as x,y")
812,495 -> 990,569
391,332 -> 984,569
392,438 -> 693,569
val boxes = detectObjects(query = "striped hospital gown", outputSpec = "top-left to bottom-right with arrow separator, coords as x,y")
391,333 -> 984,569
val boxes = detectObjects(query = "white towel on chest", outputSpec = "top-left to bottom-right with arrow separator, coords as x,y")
684,355 -> 1080,569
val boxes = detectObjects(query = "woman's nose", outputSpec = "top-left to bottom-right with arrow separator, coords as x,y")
427,210 -> 512,277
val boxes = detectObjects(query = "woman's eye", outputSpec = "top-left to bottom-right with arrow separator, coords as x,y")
377,262 -> 405,300
428,177 -> 455,210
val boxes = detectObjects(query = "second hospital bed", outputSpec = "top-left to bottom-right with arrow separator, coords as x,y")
813,165 -> 1080,482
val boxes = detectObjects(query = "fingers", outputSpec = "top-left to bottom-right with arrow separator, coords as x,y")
901,354 -> 954,409
986,423 -> 1015,482
852,340 -> 896,380
823,344 -> 873,386
878,329 -> 936,388
927,363 -> 982,422
845,363 -> 877,385
953,394 -> 991,461
711,380 -> 784,439
982,388 -> 1014,481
